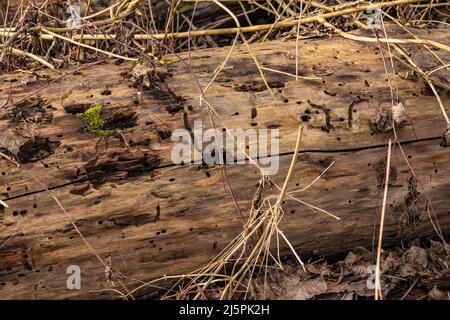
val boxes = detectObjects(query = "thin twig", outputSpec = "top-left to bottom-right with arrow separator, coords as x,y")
375,139 -> 392,300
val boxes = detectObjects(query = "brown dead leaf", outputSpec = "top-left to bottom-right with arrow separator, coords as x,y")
343,281 -> 374,297
427,285 -> 448,300
429,240 -> 450,256
392,102 -> 409,128
343,247 -> 372,277
129,59 -> 163,90
381,251 -> 401,274
0,125 -> 28,155
288,278 -> 328,300
370,108 -> 394,133
398,246 -> 429,277
305,261 -> 332,278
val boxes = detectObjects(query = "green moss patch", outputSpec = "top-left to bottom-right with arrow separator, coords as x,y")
77,104 -> 110,136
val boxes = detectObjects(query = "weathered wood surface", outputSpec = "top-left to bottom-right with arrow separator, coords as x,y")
1,140 -> 449,299
0,27 -> 449,299
169,26 -> 450,150
1,27 -> 449,198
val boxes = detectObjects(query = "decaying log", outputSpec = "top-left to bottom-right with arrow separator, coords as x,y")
0,26 -> 449,299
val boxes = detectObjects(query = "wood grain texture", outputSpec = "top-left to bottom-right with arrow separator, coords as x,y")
0,140 -> 449,299
168,26 -> 449,152
0,27 -> 449,299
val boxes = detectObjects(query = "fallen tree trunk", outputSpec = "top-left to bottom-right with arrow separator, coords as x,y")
0,26 -> 449,299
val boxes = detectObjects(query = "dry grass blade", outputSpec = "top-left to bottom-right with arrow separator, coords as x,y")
0,199 -> 9,208
134,125 -> 333,300
7,47 -> 55,70
40,28 -> 138,62
318,18 -> 450,52
212,0 -> 274,95
375,139 -> 392,300
1,0 -> 448,301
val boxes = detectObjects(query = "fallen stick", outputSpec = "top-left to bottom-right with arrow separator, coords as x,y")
375,139 -> 392,300
40,28 -> 138,62
7,47 -> 56,70
0,0 -> 427,40
318,18 -> 450,52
